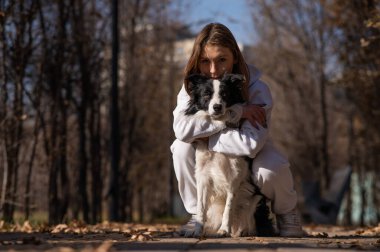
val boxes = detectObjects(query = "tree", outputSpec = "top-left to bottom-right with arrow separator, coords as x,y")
0,0 -> 189,223
0,0 -> 37,222
247,0 -> 344,189
329,0 -> 380,225
117,0 -> 191,222
108,0 -> 120,221
247,0 -> 380,224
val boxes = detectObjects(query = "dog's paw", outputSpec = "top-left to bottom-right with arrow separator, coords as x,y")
216,228 -> 230,237
226,104 -> 243,124
231,229 -> 254,238
230,228 -> 243,238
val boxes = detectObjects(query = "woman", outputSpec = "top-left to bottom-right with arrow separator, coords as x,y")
171,23 -> 303,237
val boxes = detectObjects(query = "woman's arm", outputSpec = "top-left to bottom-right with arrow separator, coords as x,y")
242,104 -> 267,129
173,85 -> 226,143
208,80 -> 273,158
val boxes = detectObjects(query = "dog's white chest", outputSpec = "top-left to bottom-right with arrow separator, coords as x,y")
195,142 -> 248,191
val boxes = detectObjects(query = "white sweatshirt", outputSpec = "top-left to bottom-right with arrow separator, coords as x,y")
173,65 -> 273,159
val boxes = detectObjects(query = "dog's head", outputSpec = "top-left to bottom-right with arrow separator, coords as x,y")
185,73 -> 245,118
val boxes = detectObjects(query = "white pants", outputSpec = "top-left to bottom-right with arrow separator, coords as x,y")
171,139 -> 298,215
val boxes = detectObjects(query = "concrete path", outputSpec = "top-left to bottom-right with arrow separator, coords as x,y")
0,225 -> 379,251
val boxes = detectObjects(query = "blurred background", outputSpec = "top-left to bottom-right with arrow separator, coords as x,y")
0,0 -> 379,226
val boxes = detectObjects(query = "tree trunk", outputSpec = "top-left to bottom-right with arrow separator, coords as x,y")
138,188 -> 144,223
320,72 -> 330,190
48,110 -> 59,224
77,105 -> 89,223
48,0 -> 69,224
25,116 -> 39,220
70,0 -> 91,223
108,0 -> 120,221
344,111 -> 355,225
58,105 -> 69,222
0,141 -> 9,219
90,99 -> 102,223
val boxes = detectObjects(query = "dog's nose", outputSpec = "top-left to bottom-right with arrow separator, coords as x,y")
213,104 -> 222,113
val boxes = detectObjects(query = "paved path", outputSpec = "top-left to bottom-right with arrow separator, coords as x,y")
0,225 -> 379,251
98,236 -> 380,251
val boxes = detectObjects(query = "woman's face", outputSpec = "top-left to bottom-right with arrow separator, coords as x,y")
199,45 -> 235,79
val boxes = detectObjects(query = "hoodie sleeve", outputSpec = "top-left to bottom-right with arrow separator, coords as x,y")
208,80 -> 273,158
173,85 -> 227,143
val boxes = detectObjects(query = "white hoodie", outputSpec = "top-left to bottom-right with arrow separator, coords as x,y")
173,65 -> 273,159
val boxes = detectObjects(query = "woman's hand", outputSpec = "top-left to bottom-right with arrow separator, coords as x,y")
242,104 -> 267,129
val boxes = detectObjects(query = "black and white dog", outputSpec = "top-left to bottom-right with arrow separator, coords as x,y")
184,74 -> 273,238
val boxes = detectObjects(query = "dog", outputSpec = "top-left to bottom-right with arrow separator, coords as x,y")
184,73 -> 274,238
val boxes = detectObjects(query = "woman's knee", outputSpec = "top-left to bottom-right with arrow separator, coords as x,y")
251,153 -> 294,202
254,162 -> 291,185
251,144 -> 291,184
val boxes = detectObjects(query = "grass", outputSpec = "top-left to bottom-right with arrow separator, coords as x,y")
6,211 -> 48,226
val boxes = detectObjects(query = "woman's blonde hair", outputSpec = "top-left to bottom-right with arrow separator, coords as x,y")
184,23 -> 250,101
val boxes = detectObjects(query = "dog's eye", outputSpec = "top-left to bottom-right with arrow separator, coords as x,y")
203,95 -> 211,102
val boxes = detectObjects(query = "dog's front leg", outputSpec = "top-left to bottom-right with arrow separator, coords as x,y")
191,176 -> 209,238
218,191 -> 234,237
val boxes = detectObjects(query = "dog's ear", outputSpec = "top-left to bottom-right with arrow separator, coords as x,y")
222,73 -> 245,89
186,74 -> 209,92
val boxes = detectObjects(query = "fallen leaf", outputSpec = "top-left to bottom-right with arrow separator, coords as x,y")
52,224 -> 69,233
21,221 -> 33,233
129,233 -> 153,241
309,231 -> 328,238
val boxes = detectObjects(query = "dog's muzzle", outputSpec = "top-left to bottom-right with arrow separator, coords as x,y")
211,104 -> 226,117
213,104 -> 223,113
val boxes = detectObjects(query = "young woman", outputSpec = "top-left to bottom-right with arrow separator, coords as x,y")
171,23 -> 303,237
